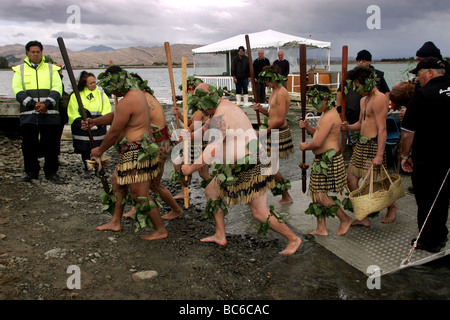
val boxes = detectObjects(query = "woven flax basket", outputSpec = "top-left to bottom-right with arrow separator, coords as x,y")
350,165 -> 406,220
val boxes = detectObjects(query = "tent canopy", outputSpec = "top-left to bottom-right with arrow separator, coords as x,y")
192,29 -> 331,54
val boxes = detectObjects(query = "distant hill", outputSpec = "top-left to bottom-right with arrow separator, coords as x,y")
0,43 -> 201,68
80,45 -> 115,52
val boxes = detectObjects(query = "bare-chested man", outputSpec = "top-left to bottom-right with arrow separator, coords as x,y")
181,83 -> 302,255
253,65 -> 295,205
300,85 -> 353,236
341,66 -> 398,225
86,66 -> 167,241
123,73 -> 183,220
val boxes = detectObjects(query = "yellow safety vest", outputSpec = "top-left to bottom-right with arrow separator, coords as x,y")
12,56 -> 62,125
67,86 -> 111,124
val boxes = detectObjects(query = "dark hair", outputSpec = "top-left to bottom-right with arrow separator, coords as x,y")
347,66 -> 374,84
103,65 -> 123,76
77,71 -> 96,91
130,72 -> 144,83
311,84 -> 331,93
25,40 -> 43,52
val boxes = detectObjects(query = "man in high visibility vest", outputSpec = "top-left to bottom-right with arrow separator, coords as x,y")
12,40 -> 65,184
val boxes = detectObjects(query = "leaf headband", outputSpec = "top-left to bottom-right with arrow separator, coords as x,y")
178,76 -> 203,91
345,70 -> 377,95
97,69 -> 140,96
306,88 -> 337,110
257,68 -> 287,86
187,84 -> 224,112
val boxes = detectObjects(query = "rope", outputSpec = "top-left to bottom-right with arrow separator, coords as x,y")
402,168 -> 450,266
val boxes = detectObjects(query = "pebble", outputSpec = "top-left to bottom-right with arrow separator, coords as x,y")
132,270 -> 158,281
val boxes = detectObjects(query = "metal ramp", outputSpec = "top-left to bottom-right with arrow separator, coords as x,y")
226,178 -> 449,276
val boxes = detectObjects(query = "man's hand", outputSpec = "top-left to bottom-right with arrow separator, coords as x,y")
90,146 -> 103,159
401,158 -> 414,173
181,164 -> 193,176
341,121 -> 349,131
81,118 -> 95,130
34,102 -> 47,114
372,154 -> 384,167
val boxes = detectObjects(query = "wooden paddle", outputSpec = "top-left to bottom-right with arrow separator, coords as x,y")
245,34 -> 261,127
181,57 -> 189,209
299,44 -> 308,193
340,45 -> 348,154
57,37 -> 110,193
164,42 -> 180,129
109,60 -> 119,109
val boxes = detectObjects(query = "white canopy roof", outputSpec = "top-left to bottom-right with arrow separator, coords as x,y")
192,29 -> 331,54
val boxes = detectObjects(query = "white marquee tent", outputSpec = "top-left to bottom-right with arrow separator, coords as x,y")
192,29 -> 331,76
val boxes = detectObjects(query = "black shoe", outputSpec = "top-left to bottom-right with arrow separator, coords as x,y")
45,173 -> 66,185
21,172 -> 38,183
411,238 -> 445,253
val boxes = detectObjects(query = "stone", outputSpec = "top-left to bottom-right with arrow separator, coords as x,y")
132,270 -> 158,281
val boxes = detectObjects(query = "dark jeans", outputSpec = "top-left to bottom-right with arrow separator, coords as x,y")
21,123 -> 60,176
235,78 -> 249,94
412,162 -> 449,246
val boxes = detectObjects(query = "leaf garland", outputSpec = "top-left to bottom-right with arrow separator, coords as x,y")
258,205 -> 287,236
344,70 -> 377,95
257,68 -> 287,86
306,87 -> 337,110
203,198 -> 228,220
312,149 -> 337,176
187,84 -> 224,112
305,194 -> 353,219
97,69 -> 140,96
271,178 -> 292,196
353,132 -> 371,144
178,76 -> 203,91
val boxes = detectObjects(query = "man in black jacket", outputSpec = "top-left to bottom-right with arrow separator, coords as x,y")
231,46 -> 250,106
253,49 -> 270,103
401,57 -> 450,253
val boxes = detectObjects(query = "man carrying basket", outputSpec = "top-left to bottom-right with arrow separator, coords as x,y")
341,67 -> 398,226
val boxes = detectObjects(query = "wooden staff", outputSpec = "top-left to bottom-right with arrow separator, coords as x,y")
340,45 -> 348,154
109,60 -> 119,109
57,37 -> 110,193
181,57 -> 189,209
299,44 -> 308,193
164,42 -> 180,128
244,34 -> 261,127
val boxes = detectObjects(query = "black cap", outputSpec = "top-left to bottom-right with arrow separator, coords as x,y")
238,46 -> 245,52
409,57 -> 446,74
416,41 -> 442,59
356,49 -> 372,61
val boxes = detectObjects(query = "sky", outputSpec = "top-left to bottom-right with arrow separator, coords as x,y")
0,0 -> 449,59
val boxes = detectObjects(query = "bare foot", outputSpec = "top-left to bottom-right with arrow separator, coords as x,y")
382,203 -> 397,224
173,192 -> 184,200
200,235 -> 227,246
336,216 -> 353,236
310,229 -> 328,236
96,221 -> 121,232
351,217 -> 370,227
141,229 -> 168,241
123,207 -> 136,219
279,236 -> 302,255
161,209 -> 184,220
277,197 -> 293,205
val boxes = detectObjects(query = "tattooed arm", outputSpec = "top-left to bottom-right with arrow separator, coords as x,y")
181,114 -> 227,175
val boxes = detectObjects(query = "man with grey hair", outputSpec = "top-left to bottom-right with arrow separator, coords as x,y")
401,57 -> 450,253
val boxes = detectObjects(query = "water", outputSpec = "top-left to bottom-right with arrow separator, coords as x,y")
0,67 -> 195,100
1,63 -> 412,99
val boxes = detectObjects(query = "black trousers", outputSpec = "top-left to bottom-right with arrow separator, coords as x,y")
254,82 -> 266,103
21,123 -> 60,176
412,162 -> 449,246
